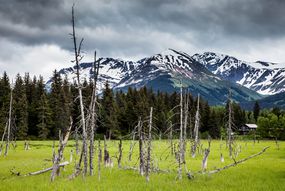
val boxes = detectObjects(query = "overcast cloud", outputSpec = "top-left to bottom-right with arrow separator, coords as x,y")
1,0 -> 285,80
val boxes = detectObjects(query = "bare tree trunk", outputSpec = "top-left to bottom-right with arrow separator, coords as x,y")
178,84 -> 183,180
202,137 -> 211,171
182,92 -> 189,163
209,146 -> 270,174
51,118 -> 73,181
128,124 -> 137,161
192,94 -> 200,158
146,107 -> 153,182
202,149 -> 210,171
0,122 -> 8,155
118,139 -> 122,168
138,117 -> 144,176
103,135 -> 113,167
75,126 -> 79,155
89,51 -> 100,176
228,91 -> 233,158
4,89 -> 13,156
170,121 -> 174,155
71,5 -> 88,176
98,139 -> 102,181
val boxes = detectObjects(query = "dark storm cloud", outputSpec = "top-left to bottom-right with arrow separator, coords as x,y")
0,0 -> 285,57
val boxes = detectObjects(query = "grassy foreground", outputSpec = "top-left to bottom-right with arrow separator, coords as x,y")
0,140 -> 284,191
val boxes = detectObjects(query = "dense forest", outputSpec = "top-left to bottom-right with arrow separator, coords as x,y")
0,71 -> 284,140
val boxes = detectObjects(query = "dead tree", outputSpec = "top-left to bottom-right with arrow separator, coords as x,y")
98,139 -> 102,181
208,146 -> 270,174
71,4 -> 88,176
227,91 -> 233,158
0,88 -> 13,156
182,91 -> 189,162
128,124 -> 137,161
192,94 -> 200,158
89,51 -> 100,176
104,135 -> 113,167
50,118 -> 73,181
138,117 -> 144,176
118,139 -> 122,168
178,83 -> 183,180
202,137 -> 211,172
146,107 -> 153,182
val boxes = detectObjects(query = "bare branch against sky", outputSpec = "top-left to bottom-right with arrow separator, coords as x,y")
0,0 -> 285,79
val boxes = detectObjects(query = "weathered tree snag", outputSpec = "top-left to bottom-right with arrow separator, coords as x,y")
169,121 -> 174,155
227,90 -> 233,158
118,139 -> 122,168
182,91 -> 189,163
89,51 -> 100,176
74,126 -> 79,155
98,139 -> 102,181
177,83 -> 184,180
50,118 -> 73,182
128,124 -> 137,161
52,140 -> 55,162
103,135 -> 113,167
138,117 -> 144,176
71,4 -> 88,176
220,153 -> 224,163
1,88 -> 13,156
26,161 -> 70,177
146,107 -> 153,182
192,94 -> 200,158
4,89 -> 13,156
202,138 -> 211,171
202,149 -> 210,171
0,122 -> 8,155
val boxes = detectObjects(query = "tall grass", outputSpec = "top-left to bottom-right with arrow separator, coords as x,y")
0,140 -> 284,191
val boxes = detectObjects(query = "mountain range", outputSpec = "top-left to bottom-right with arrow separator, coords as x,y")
49,49 -> 285,108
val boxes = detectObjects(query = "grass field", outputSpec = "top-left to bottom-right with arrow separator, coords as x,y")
0,140 -> 284,191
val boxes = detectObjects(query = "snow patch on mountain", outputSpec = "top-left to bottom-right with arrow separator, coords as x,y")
192,52 -> 285,95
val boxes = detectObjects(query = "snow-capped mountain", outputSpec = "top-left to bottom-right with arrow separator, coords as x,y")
192,52 -> 285,95
49,57 -> 139,91
50,49 -> 264,105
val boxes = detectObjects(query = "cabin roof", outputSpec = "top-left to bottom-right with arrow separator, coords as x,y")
245,124 -> 258,128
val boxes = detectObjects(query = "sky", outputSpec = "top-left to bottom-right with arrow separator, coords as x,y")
1,0 -> 285,80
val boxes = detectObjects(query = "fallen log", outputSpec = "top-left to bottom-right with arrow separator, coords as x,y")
23,161 -> 70,176
208,146 -> 270,175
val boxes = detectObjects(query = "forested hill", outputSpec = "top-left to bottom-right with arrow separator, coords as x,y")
0,71 -> 284,140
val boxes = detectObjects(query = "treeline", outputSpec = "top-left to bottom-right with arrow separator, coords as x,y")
0,71 -> 284,140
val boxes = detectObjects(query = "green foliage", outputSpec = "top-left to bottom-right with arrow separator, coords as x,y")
1,72 -> 285,140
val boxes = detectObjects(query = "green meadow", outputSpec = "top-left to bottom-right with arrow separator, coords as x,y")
0,140 -> 284,191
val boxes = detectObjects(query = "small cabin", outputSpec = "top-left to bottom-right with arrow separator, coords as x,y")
239,124 -> 258,135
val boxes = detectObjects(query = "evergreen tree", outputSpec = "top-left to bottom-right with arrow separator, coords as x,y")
49,70 -> 70,138
37,93 -> 52,139
253,101 -> 260,122
0,72 -> 11,135
100,82 -> 119,138
13,74 -> 28,140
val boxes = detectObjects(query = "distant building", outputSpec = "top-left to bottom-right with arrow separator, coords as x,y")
239,124 -> 258,135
